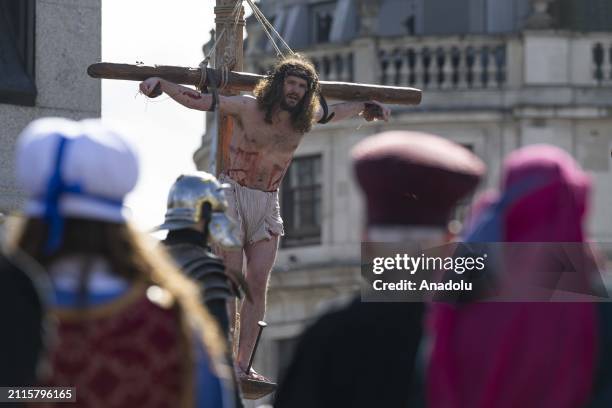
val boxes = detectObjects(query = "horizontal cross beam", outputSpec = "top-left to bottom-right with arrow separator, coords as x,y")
88,62 -> 422,106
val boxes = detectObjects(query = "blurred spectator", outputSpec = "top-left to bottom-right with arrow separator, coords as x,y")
428,145 -> 597,408
274,131 -> 484,407
157,172 -> 243,342
0,249 -> 49,389
157,171 -> 246,405
10,117 -> 236,407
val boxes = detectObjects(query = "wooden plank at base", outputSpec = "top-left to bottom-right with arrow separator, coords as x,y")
240,378 -> 277,400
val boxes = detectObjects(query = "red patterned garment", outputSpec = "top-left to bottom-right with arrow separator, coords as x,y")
39,284 -> 194,408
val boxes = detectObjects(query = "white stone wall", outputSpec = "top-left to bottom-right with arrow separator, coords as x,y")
276,110 -> 612,257
0,0 -> 101,214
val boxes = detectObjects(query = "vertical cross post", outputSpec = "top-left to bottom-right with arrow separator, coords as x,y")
214,0 -> 245,175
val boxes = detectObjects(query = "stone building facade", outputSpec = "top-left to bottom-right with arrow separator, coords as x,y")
0,0 -> 101,218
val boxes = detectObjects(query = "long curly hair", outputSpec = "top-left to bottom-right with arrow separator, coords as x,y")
253,55 -> 320,134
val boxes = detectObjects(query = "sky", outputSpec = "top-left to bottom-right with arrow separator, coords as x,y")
101,0 -> 217,230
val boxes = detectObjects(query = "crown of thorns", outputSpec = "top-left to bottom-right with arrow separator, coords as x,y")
271,63 -> 319,90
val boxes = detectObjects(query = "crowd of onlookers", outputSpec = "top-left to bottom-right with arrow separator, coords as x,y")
1,117 -> 611,407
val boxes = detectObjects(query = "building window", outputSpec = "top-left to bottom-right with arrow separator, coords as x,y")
0,0 -> 36,106
281,155 -> 322,248
403,15 -> 416,35
311,2 -> 335,44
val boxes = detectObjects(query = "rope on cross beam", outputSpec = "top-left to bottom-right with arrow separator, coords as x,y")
198,0 -> 298,92
244,0 -> 295,58
197,0 -> 244,92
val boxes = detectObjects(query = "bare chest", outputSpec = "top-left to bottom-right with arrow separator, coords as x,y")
226,114 -> 304,190
234,115 -> 303,154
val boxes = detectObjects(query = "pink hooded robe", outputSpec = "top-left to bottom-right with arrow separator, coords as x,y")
427,145 -> 598,408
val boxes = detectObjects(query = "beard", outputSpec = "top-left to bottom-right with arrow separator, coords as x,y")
280,94 -> 303,113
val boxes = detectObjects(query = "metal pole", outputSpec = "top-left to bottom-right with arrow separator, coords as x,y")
246,321 -> 267,374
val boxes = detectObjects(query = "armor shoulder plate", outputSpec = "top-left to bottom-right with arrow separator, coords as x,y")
164,243 -> 235,301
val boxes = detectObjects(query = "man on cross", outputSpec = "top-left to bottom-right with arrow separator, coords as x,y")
140,55 -> 390,382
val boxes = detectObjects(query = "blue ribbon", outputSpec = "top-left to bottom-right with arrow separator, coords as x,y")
463,175 -> 551,243
42,136 -> 124,253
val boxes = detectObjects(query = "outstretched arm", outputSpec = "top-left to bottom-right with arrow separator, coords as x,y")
315,100 -> 391,123
139,77 -> 252,116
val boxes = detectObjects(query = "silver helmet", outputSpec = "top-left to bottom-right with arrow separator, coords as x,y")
155,172 -> 240,248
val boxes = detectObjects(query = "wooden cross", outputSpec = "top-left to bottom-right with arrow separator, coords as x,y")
87,2 -> 422,399
212,0 -> 244,175
87,0 -> 422,174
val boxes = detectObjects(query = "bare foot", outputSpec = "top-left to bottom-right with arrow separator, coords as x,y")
238,366 -> 271,383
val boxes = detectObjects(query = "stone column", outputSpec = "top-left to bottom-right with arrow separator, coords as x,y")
354,0 -> 382,84
356,0 -> 382,37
